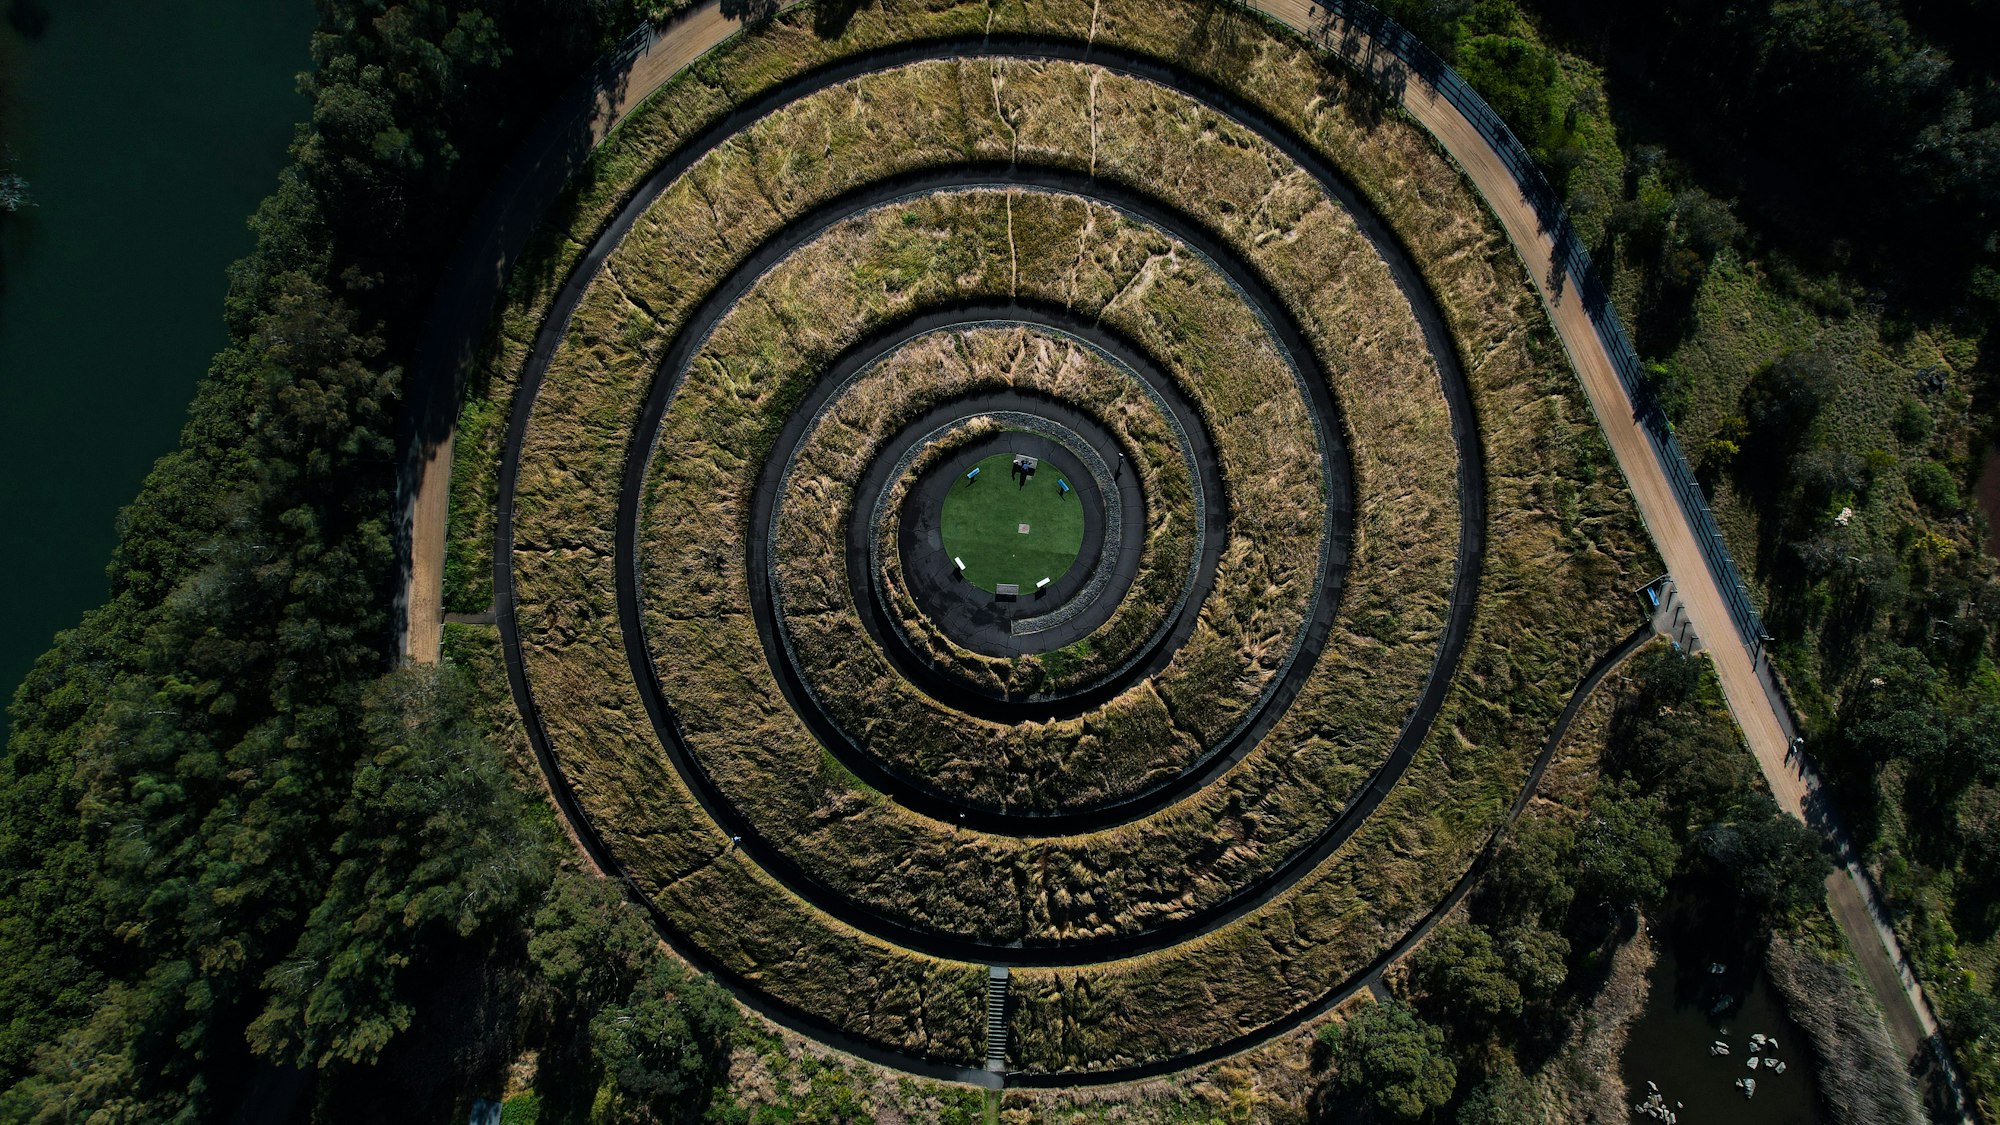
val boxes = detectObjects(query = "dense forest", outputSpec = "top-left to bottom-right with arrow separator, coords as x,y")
0,1 -> 735,1120
1368,0 -> 2000,1109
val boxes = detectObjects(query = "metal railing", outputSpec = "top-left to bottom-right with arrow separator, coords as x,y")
1312,0 -> 1771,656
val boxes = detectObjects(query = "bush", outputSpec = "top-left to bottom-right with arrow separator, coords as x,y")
500,1092 -> 543,1124
1454,34 -> 1562,149
1907,459 -> 1961,511
588,957 -> 739,1124
1744,351 -> 1835,452
1408,924 -> 1522,1036
1894,396 -> 1934,445
1320,1000 -> 1457,1123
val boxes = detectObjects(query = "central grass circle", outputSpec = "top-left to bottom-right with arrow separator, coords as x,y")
939,450 -> 1087,593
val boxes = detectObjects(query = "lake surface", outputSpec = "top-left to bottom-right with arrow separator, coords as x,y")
1621,915 -> 1824,1125
0,0 -> 311,719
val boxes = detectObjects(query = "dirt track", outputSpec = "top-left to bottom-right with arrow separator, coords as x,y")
400,3 -> 745,665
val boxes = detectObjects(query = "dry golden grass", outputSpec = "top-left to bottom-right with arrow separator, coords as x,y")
777,324 -> 1193,703
514,59 -> 1459,945
623,185 -> 1444,943
725,298 -> 1261,809
472,0 -> 1661,1070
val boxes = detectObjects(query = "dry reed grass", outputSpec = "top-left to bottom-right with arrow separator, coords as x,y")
474,0 -> 1657,1068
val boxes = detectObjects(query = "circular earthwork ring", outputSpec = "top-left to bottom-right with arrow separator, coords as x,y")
492,30 -> 1515,1084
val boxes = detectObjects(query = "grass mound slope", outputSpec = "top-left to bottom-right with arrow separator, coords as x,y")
458,0 -> 1658,1080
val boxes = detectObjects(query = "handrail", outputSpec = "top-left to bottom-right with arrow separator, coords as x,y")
1312,0 -> 1771,654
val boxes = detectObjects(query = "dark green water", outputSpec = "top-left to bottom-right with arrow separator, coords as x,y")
1621,916 -> 1824,1125
0,0 -> 312,717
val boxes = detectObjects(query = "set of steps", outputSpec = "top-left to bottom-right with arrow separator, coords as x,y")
984,966 -> 1010,1073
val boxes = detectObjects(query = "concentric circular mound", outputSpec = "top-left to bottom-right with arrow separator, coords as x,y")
485,0 -> 1651,1085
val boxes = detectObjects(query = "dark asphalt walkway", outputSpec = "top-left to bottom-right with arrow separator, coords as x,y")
898,423 -> 1114,654
714,210 -> 1351,836
491,35 -> 1489,1081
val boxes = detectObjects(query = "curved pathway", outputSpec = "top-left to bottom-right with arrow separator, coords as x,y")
1249,0 -> 1963,1109
636,171 -> 1367,838
487,30 -> 1483,1073
585,156 -> 1450,943
785,307 -> 1217,725
399,0 -> 1955,1101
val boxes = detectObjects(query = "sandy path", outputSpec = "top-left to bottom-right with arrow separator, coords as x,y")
401,3 -> 745,665
1247,0 -> 1961,1106
398,0 -> 1965,1107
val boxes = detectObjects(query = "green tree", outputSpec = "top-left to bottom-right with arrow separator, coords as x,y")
589,957 -> 738,1124
1574,784 -> 1676,911
1454,34 -> 1561,149
1475,817 -> 1576,929
1688,796 -> 1831,924
245,665 -> 548,1068
1455,1056 -> 1536,1125
1408,924 -> 1521,1037
529,870 -> 663,1015
1321,1000 -> 1456,1122
1497,922 -> 1569,1002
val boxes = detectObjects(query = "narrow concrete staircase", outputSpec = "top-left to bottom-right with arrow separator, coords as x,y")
984,966 -> 1010,1074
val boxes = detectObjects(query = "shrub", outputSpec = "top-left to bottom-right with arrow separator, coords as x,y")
1894,396 -> 1934,445
1320,1000 -> 1457,1123
1907,459 -> 1962,511
588,957 -> 738,1124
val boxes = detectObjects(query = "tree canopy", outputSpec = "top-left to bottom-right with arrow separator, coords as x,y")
1320,1000 -> 1457,1123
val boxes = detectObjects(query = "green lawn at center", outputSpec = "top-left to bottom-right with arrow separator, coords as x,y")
938,451 -> 1086,592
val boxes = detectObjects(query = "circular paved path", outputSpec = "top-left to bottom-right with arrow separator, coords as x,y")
402,0 -> 1963,1100
897,417 -> 1116,654
493,36 -> 1480,1037
451,16 -> 1690,1093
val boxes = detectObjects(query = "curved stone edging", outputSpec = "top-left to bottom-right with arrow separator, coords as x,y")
705,206 -> 1355,838
877,408 -> 1123,645
847,307 -> 1224,721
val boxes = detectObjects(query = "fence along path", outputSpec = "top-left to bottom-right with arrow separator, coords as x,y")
396,0 -> 1969,1107
1253,0 -> 1971,1115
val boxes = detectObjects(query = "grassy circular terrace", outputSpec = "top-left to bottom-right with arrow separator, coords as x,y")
465,0 -> 1659,1083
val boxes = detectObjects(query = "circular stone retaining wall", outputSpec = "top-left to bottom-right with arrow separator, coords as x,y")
481,7 -> 1654,1083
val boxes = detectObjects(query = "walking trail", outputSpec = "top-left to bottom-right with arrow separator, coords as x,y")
1251,0 -> 1964,1108
397,0 -> 1964,1109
